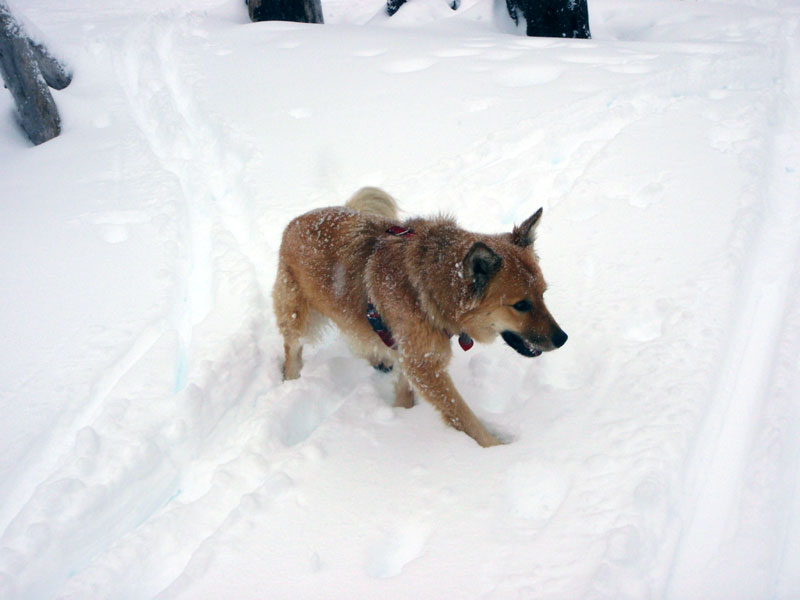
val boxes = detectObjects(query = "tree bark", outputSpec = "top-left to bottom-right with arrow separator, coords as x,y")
29,38 -> 72,90
0,3 -> 69,145
248,0 -> 324,24
508,0 -> 591,39
387,0 -> 407,16
388,0 -> 460,16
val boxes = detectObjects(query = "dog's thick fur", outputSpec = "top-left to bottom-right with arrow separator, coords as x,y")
272,187 -> 567,447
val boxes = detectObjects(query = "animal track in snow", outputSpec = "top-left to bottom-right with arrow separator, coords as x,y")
288,108 -> 312,119
504,461 -> 570,521
382,57 -> 437,74
364,522 -> 430,578
275,386 -> 340,446
483,48 -> 524,61
463,96 -> 499,113
605,525 -> 643,566
353,48 -> 387,57
628,180 -> 666,208
495,65 -> 564,88
93,113 -> 111,128
100,225 -> 129,243
434,47 -> 482,58
622,302 -> 664,342
463,39 -> 495,49
534,345 -> 597,391
606,63 -> 655,75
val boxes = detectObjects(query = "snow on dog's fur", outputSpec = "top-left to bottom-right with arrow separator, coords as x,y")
272,187 -> 567,446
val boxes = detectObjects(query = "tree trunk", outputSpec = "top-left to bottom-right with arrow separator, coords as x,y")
388,1 -> 460,16
0,3 -> 69,145
387,0 -> 407,16
29,38 -> 72,90
248,0 -> 324,24
509,0 -> 591,39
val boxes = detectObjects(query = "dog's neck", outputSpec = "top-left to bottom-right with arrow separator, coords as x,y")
400,219 -> 481,336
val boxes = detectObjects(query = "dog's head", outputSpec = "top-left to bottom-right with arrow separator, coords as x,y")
461,208 -> 567,357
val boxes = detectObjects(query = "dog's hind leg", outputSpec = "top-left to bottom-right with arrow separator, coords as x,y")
394,372 -> 415,408
272,263 -> 308,380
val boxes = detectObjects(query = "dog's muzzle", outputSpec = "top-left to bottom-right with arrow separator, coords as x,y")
501,331 -> 542,357
501,329 -> 568,357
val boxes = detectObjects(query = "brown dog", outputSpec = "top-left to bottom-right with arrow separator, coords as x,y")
272,188 -> 567,447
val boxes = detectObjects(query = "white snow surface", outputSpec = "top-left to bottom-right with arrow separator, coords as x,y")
1,0 -> 799,598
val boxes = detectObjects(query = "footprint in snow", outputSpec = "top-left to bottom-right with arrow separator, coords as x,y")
93,113 -> 111,128
89,210 -> 150,244
364,522 -> 430,578
605,62 -> 654,75
353,48 -> 387,57
532,342 -> 596,391
382,57 -> 437,74
288,108 -> 312,119
464,40 -> 496,49
504,460 -> 571,522
274,386 -> 339,447
483,48 -> 524,61
621,302 -> 664,342
101,224 -> 129,244
434,47 -> 482,58
495,65 -> 564,88
463,96 -> 499,113
628,180 -> 665,208
605,525 -> 643,566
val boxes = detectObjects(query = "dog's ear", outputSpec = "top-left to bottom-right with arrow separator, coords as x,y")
511,207 -> 543,248
463,242 -> 502,297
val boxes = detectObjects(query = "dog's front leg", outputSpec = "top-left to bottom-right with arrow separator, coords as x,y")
401,355 -> 501,448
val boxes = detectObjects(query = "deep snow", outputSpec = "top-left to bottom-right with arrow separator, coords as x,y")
1,0 -> 799,598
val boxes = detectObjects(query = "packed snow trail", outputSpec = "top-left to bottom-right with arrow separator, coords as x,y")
1,7 -> 270,599
666,7 -> 800,598
1,0 -> 799,599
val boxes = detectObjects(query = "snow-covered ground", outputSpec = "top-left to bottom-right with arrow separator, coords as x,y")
1,0 -> 799,597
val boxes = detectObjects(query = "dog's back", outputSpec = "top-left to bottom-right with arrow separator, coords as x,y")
345,187 -> 399,220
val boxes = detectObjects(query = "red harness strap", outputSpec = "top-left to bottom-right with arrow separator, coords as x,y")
386,225 -> 415,237
366,301 -> 473,352
366,302 -> 396,349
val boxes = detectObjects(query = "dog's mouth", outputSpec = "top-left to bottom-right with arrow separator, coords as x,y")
501,331 -> 543,358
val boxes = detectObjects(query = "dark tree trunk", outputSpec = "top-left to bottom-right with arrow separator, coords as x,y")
388,0 -> 459,16
387,0 -> 406,16
508,0 -> 591,39
0,3 -> 71,145
248,0 -> 324,24
29,38 -> 72,90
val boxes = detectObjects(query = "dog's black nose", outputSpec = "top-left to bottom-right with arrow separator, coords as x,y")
552,328 -> 568,348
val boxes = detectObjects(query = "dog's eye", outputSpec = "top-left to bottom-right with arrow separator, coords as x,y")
512,299 -> 532,312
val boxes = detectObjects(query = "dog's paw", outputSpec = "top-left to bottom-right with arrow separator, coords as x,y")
481,425 -> 514,446
479,434 -> 505,448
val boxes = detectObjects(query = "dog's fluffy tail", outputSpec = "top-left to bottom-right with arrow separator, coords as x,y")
345,187 -> 399,220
